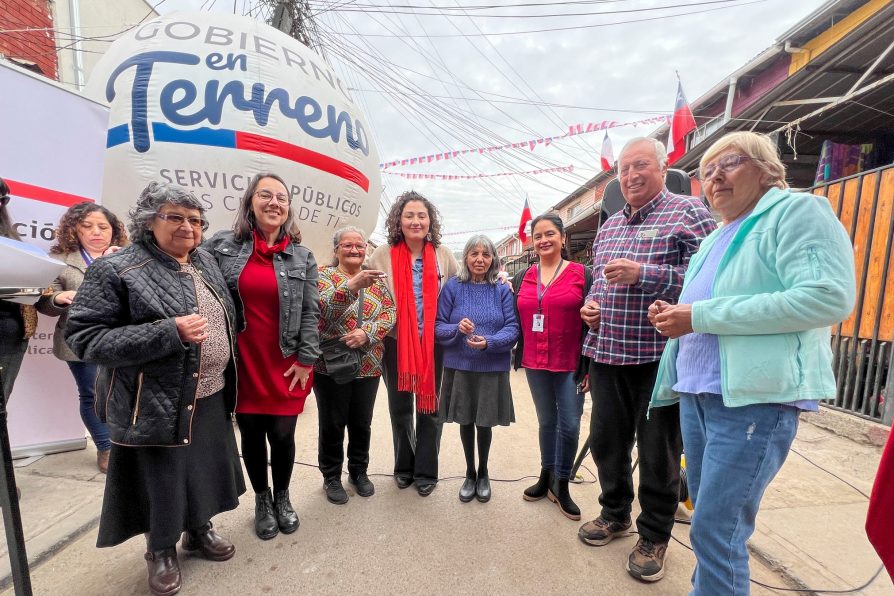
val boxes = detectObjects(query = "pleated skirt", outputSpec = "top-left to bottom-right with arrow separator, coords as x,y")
438,368 -> 515,427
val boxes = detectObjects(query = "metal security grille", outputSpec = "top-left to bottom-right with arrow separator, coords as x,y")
810,164 -> 894,426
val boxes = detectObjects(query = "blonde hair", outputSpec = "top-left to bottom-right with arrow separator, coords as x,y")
699,132 -> 788,190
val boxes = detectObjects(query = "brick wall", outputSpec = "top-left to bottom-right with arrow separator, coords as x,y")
0,0 -> 58,80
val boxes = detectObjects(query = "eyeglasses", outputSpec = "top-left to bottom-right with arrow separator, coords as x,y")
618,159 -> 656,177
700,154 -> 757,180
155,212 -> 208,231
254,190 -> 290,205
338,242 -> 367,251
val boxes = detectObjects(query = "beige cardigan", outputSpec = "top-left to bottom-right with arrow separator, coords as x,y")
35,251 -> 89,361
368,243 -> 459,337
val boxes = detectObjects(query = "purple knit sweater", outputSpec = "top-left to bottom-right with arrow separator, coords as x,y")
435,277 -> 519,372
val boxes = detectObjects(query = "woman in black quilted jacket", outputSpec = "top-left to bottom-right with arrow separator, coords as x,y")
65,183 -> 245,596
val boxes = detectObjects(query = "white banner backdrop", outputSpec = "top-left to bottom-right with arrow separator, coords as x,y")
0,61 -> 109,456
83,12 -> 381,259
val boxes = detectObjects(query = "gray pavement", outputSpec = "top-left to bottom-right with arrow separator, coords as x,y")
1,369 -> 888,595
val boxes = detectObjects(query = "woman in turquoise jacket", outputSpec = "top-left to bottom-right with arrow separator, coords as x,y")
648,131 -> 855,595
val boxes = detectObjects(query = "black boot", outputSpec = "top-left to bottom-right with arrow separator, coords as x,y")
273,490 -> 300,534
254,489 -> 278,540
548,477 -> 581,520
523,468 -> 551,502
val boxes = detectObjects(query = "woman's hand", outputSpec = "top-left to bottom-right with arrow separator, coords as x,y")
53,290 -> 76,306
102,245 -> 122,256
175,314 -> 208,344
466,335 -> 487,350
653,303 -> 694,339
458,318 -> 475,336
346,270 -> 386,292
284,363 -> 312,391
341,328 -> 369,348
647,300 -> 670,326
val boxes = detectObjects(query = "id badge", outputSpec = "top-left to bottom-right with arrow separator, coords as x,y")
532,313 -> 545,332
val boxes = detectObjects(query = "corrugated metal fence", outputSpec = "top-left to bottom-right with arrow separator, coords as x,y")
811,164 -> 894,426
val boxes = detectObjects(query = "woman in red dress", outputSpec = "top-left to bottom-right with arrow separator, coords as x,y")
207,173 -> 320,541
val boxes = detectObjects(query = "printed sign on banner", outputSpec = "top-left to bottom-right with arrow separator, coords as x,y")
83,12 -> 381,259
0,60 -> 109,456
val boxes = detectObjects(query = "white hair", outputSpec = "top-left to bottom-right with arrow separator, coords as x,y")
618,137 -> 669,169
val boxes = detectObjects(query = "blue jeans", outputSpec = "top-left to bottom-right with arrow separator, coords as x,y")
680,393 -> 799,596
525,369 -> 583,479
67,361 -> 111,452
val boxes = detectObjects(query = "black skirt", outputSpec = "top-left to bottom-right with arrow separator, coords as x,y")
438,368 -> 515,427
97,390 -> 246,551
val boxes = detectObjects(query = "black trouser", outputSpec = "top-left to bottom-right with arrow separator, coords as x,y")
381,335 -> 444,484
235,413 -> 298,494
314,373 -> 380,480
588,360 -> 682,544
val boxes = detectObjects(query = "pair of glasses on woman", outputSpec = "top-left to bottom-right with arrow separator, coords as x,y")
254,190 -> 290,205
699,154 -> 760,180
155,212 -> 209,231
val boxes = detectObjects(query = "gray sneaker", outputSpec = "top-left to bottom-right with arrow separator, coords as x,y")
578,516 -> 632,546
626,537 -> 668,582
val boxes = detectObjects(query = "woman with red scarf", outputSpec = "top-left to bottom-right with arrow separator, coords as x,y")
369,191 -> 458,496
206,173 -> 320,541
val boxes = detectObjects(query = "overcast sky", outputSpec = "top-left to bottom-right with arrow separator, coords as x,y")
159,0 -> 821,249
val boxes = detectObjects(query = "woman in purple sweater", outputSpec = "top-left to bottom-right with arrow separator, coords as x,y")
435,235 -> 519,503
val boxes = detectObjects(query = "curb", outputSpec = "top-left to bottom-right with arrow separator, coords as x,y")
747,541 -> 816,596
803,407 -> 890,447
0,510 -> 100,591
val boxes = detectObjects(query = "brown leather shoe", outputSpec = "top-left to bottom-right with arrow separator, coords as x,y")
144,547 -> 181,596
180,523 -> 235,562
97,449 -> 110,474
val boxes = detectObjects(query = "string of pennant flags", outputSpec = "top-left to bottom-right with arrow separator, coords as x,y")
383,165 -> 573,181
379,114 -> 671,171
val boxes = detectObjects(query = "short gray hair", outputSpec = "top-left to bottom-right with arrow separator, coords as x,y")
457,234 -> 500,284
618,137 -> 669,169
330,225 -> 367,266
128,182 -> 205,245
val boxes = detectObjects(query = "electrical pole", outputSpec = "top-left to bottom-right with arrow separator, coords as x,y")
265,0 -> 326,59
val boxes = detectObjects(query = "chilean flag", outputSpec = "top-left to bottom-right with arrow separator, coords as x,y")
518,196 -> 532,244
667,79 -> 696,165
867,431 -> 894,582
600,132 -> 615,172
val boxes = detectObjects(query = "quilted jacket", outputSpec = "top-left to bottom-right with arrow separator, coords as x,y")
205,230 -> 321,366
65,241 -> 237,447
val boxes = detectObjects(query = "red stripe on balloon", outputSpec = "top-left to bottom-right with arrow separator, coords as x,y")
5,179 -> 95,207
235,132 -> 370,193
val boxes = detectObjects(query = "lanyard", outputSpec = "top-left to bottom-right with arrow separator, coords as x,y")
79,247 -> 95,266
536,259 -> 564,313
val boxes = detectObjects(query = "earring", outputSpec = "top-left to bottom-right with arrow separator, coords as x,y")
426,232 -> 432,241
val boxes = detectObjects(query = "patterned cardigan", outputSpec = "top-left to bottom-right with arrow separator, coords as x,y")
316,266 -> 396,378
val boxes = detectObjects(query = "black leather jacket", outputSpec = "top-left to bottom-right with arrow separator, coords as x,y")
205,230 -> 321,366
65,241 -> 237,447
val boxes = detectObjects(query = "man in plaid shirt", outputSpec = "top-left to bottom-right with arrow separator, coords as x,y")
577,138 -> 716,582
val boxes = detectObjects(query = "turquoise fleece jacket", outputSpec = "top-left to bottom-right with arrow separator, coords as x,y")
650,187 -> 856,409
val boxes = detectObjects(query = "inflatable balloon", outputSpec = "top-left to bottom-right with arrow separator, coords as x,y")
83,12 -> 380,259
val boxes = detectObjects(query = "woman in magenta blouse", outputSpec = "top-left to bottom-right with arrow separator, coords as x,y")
513,213 -> 591,521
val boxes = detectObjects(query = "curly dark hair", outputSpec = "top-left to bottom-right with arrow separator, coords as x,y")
50,202 -> 128,255
384,190 -> 442,248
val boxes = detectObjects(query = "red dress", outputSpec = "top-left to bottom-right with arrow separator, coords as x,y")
235,235 -> 313,416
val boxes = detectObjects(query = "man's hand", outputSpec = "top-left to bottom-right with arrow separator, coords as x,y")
603,258 -> 641,285
580,300 -> 601,330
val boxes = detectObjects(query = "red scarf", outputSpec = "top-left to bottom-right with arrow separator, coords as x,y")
391,241 -> 438,413
252,229 -> 289,261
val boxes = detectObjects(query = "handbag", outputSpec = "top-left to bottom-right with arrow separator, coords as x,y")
320,289 -> 364,385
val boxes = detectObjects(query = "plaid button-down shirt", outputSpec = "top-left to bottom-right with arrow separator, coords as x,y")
582,188 -> 717,365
